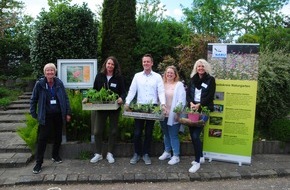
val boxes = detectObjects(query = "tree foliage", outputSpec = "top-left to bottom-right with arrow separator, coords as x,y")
182,0 -> 289,42
135,0 -> 189,75
256,48 -> 290,136
30,3 -> 98,77
101,0 -> 137,87
0,0 -> 23,37
0,0 -> 33,78
159,34 -> 218,82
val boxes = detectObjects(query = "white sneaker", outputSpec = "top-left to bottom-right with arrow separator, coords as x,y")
106,152 -> 115,164
168,156 -> 180,165
191,157 -> 205,165
158,151 -> 171,160
189,161 -> 200,173
90,153 -> 103,163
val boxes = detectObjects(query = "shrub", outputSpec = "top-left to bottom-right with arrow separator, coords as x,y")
0,87 -> 22,110
16,114 -> 38,154
269,118 -> 290,142
66,90 -> 91,142
256,48 -> 290,136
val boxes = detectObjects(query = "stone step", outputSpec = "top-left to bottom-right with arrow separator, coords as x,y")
0,132 -> 31,155
11,99 -> 30,104
6,104 -> 30,110
0,115 -> 26,123
18,94 -> 31,100
0,152 -> 33,168
0,123 -> 26,132
0,109 -> 29,115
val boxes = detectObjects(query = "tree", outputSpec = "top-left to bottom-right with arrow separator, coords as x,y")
135,0 -> 189,75
0,0 -> 23,37
0,0 -> 33,78
101,0 -> 137,87
234,0 -> 288,35
30,3 -> 98,77
182,0 -> 234,41
182,0 -> 289,42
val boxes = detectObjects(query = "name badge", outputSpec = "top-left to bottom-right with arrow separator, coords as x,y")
201,83 -> 208,88
50,100 -> 57,104
110,83 -> 117,88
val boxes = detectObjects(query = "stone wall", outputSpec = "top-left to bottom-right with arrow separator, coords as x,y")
45,140 -> 290,159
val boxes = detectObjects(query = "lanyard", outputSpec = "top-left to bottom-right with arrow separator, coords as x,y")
46,83 -> 55,99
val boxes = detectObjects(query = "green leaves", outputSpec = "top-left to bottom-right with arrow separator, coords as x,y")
84,87 -> 119,103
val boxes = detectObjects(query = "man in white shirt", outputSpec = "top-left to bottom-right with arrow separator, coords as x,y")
125,54 -> 166,165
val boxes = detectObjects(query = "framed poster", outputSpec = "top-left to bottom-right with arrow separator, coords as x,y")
57,59 -> 97,89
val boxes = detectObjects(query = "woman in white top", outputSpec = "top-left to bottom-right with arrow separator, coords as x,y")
158,66 -> 186,165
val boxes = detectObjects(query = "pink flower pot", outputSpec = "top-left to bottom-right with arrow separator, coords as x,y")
188,113 -> 200,122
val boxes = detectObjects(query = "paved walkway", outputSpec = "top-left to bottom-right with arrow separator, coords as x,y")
0,92 -> 289,187
0,154 -> 289,186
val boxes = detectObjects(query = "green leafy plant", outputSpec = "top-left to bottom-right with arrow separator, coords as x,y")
201,106 -> 211,116
16,114 -> 38,154
173,102 -> 184,113
269,118 -> 290,142
84,87 -> 119,103
0,87 -> 22,110
77,151 -> 93,160
67,90 -> 91,142
128,101 -> 161,114
185,107 -> 199,114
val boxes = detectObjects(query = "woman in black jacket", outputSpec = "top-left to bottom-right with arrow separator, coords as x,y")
186,59 -> 216,173
90,56 -> 126,164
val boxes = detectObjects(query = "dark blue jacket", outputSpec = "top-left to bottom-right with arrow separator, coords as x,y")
30,77 -> 71,125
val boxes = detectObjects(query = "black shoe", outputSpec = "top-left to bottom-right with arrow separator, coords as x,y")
33,163 -> 42,174
52,156 -> 62,164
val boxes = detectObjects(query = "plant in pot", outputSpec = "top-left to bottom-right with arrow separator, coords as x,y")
200,106 -> 211,122
185,107 -> 200,122
173,102 -> 185,120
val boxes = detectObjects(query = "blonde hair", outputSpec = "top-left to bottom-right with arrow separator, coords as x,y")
43,63 -> 57,74
163,65 -> 180,83
190,59 -> 212,78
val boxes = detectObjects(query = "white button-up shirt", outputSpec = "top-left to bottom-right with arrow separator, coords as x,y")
126,71 -> 165,105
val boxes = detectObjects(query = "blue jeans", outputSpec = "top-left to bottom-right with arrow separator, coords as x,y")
189,126 -> 203,163
133,119 -> 154,156
160,118 -> 181,156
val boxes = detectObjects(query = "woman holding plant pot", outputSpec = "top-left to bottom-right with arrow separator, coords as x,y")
89,56 -> 126,164
186,59 -> 216,173
159,66 -> 186,165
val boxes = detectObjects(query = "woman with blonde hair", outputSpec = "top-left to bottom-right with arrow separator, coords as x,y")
187,59 -> 216,173
158,66 -> 186,165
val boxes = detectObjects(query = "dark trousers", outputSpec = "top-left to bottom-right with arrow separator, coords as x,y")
95,109 -> 120,154
35,113 -> 63,164
133,119 -> 154,156
189,126 -> 203,163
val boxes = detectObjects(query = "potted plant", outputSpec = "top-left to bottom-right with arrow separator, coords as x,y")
185,107 -> 200,122
200,106 -> 211,122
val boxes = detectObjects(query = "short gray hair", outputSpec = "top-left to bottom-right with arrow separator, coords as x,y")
43,63 -> 57,74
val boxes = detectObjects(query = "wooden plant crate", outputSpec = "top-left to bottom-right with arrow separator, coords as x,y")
123,111 -> 165,121
82,100 -> 120,110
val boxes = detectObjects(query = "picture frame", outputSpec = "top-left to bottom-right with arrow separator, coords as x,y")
57,59 -> 97,89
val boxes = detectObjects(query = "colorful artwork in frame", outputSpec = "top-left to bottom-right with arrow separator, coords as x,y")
57,59 -> 97,89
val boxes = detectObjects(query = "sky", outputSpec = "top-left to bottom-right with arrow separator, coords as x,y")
20,0 -> 192,20
21,0 -> 290,21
